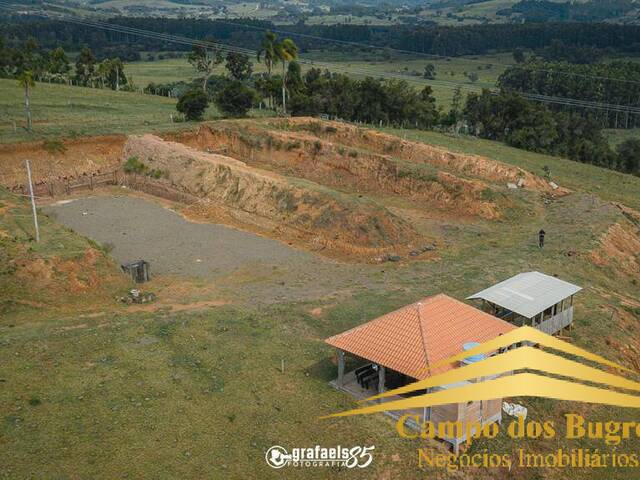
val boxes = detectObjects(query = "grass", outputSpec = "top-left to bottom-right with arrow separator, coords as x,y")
128,52 -> 508,109
0,79 -> 258,143
1,108 -> 640,476
605,128 -> 640,148
0,187 -> 126,317
1,184 -> 639,478
382,127 -> 640,211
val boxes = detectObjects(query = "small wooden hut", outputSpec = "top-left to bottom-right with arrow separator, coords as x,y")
467,271 -> 582,335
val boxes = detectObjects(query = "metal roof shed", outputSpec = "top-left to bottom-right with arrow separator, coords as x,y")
467,271 -> 582,335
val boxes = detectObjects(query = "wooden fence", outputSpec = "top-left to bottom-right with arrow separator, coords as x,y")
9,170 -> 201,206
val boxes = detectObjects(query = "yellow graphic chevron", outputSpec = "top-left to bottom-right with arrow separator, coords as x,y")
322,326 -> 640,420
322,373 -> 640,419
360,346 -> 640,403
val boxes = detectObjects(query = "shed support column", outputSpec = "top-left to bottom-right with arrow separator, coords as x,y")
337,350 -> 345,387
378,366 -> 386,402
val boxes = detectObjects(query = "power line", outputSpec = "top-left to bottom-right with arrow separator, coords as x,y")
8,0 -> 640,87
1,1 -> 639,115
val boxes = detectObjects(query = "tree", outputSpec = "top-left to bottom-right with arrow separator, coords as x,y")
176,89 -> 209,121
188,38 -> 223,93
214,81 -> 258,117
513,48 -> 526,64
423,63 -> 436,80
467,71 -> 479,83
47,47 -> 70,83
75,47 -> 96,87
257,31 -> 278,108
17,70 -> 35,132
0,36 -> 11,77
225,52 -> 252,81
617,139 -> 640,175
103,58 -> 126,90
275,38 -> 298,115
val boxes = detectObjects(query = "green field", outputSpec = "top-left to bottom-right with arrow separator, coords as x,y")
127,52 -> 509,109
1,147 -> 639,478
1,79 -> 640,476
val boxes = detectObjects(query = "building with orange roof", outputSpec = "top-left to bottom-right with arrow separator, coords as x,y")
325,294 -> 516,452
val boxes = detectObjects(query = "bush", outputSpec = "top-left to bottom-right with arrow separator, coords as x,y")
123,156 -> 147,174
214,81 -> 258,118
176,89 -> 209,121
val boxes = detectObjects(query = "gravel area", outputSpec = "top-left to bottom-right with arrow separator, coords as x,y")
44,196 -> 319,278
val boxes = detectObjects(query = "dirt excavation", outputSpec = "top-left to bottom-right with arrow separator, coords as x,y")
171,122 -> 512,219
123,134 -> 419,258
590,220 -> 640,280
0,135 -> 124,187
0,117 -> 573,262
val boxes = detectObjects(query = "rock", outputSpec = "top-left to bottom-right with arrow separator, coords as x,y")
549,181 -> 559,190
421,244 -> 437,252
507,182 -> 518,189
409,250 -> 421,257
387,255 -> 401,262
517,178 -> 525,188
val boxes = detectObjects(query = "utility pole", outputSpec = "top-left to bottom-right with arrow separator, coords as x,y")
24,159 -> 40,243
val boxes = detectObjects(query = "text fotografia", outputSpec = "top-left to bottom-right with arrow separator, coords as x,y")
265,445 -> 375,469
419,448 -> 640,472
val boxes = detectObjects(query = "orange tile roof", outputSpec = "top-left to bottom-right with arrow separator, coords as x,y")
325,294 -> 516,380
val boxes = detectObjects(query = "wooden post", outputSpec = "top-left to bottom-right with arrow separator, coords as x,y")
337,350 -> 345,387
24,160 -> 40,243
378,365 -> 386,401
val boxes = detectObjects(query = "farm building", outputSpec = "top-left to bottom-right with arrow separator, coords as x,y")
467,271 -> 582,335
325,294 -> 516,453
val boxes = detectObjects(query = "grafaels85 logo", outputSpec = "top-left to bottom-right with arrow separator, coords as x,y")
265,445 -> 375,469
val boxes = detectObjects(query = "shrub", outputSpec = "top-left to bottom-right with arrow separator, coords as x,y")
123,156 -> 147,174
42,139 -> 67,154
214,81 -> 258,118
176,89 -> 209,121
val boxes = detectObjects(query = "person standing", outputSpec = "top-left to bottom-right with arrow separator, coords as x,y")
538,229 -> 546,248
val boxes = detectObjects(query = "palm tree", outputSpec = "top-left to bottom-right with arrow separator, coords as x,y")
275,38 -> 298,115
257,31 -> 277,108
17,70 -> 35,132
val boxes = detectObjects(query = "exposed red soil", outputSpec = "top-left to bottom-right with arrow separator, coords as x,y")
123,134 -> 421,259
263,117 -> 566,194
590,221 -> 640,280
0,135 -> 124,187
169,123 -> 509,220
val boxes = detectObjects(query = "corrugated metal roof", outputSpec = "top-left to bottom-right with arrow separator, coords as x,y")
325,294 -> 515,380
467,271 -> 582,319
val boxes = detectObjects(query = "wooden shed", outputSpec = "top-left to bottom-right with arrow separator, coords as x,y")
325,294 -> 516,453
467,271 -> 582,335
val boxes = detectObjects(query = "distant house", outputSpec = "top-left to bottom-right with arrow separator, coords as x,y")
325,294 -> 516,453
467,271 -> 582,335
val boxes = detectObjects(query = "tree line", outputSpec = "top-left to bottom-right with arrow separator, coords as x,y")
498,58 -> 640,129
3,31 -> 637,176
0,37 -> 129,90
3,16 -> 640,59
462,90 -> 639,175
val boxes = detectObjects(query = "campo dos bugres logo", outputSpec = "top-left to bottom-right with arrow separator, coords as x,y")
321,326 -> 640,455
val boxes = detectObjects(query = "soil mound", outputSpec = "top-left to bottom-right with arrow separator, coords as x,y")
590,221 -> 640,279
123,135 -> 419,258
170,124 -> 509,220
269,117 -> 562,193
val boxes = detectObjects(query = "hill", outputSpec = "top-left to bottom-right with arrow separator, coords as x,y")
1,81 -> 640,478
